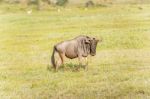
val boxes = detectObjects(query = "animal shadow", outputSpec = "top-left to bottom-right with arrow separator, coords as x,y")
47,63 -> 85,72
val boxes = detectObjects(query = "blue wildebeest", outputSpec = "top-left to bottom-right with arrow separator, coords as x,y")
51,35 -> 101,70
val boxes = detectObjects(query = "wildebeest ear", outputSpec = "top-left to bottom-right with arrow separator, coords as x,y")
86,36 -> 90,38
96,37 -> 102,42
93,38 -> 99,42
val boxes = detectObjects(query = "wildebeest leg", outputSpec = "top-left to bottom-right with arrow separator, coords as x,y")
78,55 -> 83,69
54,52 -> 63,71
84,57 -> 88,70
58,52 -> 65,67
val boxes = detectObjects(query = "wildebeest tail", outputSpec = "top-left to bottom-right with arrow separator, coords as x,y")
51,46 -> 57,69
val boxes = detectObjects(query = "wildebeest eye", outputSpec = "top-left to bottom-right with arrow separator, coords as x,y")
84,39 -> 90,44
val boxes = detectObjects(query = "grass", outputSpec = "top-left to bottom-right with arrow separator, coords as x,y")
0,4 -> 150,99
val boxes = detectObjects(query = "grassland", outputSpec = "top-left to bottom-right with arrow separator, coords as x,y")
0,4 -> 150,99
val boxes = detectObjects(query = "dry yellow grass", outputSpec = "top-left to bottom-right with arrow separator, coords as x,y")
0,4 -> 150,99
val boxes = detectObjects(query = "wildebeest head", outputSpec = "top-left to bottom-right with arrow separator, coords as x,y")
84,36 -> 102,56
86,37 -> 102,56
90,38 -> 99,56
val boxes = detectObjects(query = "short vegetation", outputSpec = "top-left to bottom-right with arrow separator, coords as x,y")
0,2 -> 150,99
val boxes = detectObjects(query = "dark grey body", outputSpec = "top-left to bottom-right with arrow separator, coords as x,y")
51,35 -> 100,70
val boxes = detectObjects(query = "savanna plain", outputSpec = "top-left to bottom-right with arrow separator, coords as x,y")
0,4 -> 150,99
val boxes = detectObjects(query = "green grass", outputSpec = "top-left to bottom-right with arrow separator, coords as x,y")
0,4 -> 150,99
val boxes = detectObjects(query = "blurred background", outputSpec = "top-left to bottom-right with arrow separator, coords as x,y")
0,0 -> 150,10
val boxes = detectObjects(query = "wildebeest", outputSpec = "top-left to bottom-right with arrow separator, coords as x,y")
51,35 -> 101,71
